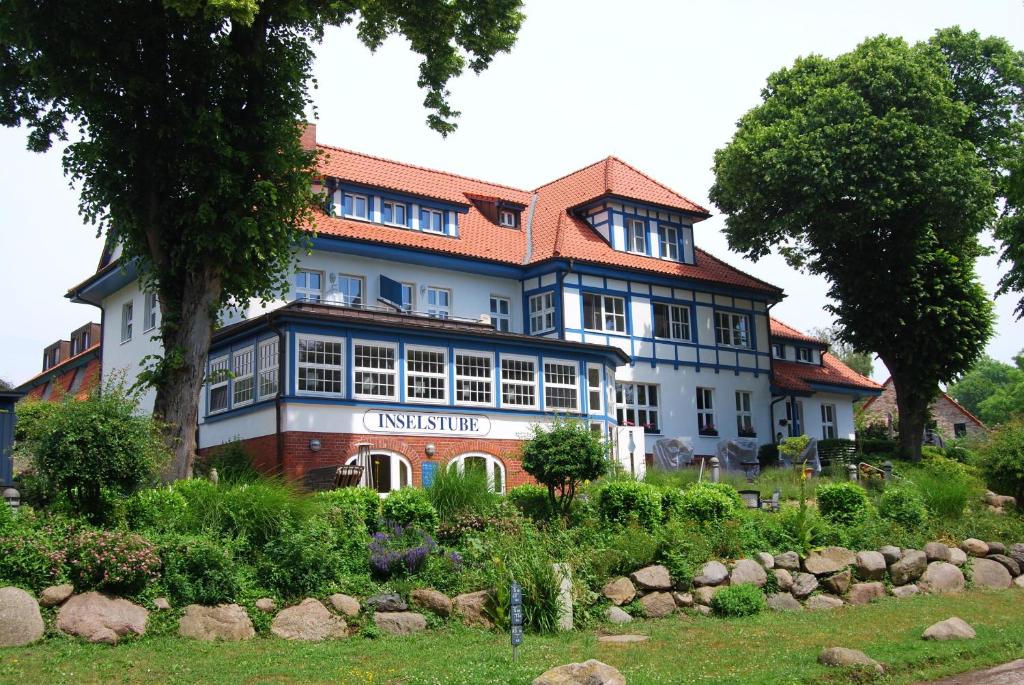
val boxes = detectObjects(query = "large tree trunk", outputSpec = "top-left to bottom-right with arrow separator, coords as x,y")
887,366 -> 935,462
152,266 -> 222,481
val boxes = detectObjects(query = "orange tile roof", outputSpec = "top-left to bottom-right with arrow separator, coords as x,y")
17,343 -> 101,391
772,355 -> 882,394
310,145 -> 782,296
769,317 -> 826,345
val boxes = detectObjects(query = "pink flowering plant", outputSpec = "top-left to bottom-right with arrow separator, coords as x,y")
67,529 -> 161,594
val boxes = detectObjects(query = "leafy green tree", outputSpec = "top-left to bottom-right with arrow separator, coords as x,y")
0,0 -> 524,479
520,419 -> 608,518
811,326 -> 874,378
948,354 -> 1024,425
711,33 -> 996,461
0,378 -> 11,391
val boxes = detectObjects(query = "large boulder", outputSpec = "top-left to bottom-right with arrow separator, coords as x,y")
454,591 -> 493,629
1007,544 -> 1024,569
364,593 -> 407,613
755,552 -> 775,569
987,541 -> 1006,555
924,542 -> 951,562
847,582 -> 885,606
605,606 -> 632,624
374,611 -> 427,636
791,573 -> 819,600
918,562 -> 965,594
819,647 -> 884,674
328,593 -> 360,617
892,584 -> 921,599
821,569 -> 852,596
410,589 -> 452,617
890,550 -> 927,586
774,551 -> 800,571
693,585 -> 726,606
986,554 -> 1021,578
271,599 -> 347,641
961,538 -> 989,557
630,564 -> 672,590
178,604 -> 255,641
533,659 -> 625,685
773,569 -> 793,592
878,546 -> 902,565
0,587 -> 44,647
601,577 -> 636,606
730,559 -> 767,587
1015,575 -> 1024,589
854,551 -> 886,581
803,547 -> 855,576
691,561 -> 729,588
639,591 -> 676,618
673,592 -> 694,608
39,584 -> 74,608
56,592 -> 148,644
806,595 -> 844,610
766,593 -> 802,612
923,617 -> 976,641
948,548 -> 968,567
255,598 -> 277,613
971,558 -> 1012,589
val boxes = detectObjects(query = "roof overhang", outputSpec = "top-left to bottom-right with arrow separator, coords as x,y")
65,260 -> 136,306
570,194 -> 712,222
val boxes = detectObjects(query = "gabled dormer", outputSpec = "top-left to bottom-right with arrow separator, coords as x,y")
322,180 -> 469,238
769,318 -> 828,366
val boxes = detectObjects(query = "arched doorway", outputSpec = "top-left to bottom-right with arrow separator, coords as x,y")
447,452 -> 506,494
346,450 -> 412,494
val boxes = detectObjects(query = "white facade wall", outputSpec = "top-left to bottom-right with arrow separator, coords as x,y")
773,392 -> 857,443
100,281 -> 161,413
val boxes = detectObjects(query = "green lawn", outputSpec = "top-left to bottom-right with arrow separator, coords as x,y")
3,591 -> 1024,685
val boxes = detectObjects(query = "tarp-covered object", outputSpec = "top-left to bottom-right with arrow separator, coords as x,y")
653,437 -> 694,470
714,438 -> 759,470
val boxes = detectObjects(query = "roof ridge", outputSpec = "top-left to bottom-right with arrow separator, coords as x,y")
694,247 -> 784,294
316,143 -> 531,195
606,155 -> 710,215
532,157 -> 611,193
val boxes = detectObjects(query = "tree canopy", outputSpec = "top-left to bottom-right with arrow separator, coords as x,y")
811,326 -> 874,378
948,353 -> 1024,426
0,0 -> 524,478
711,31 -> 999,460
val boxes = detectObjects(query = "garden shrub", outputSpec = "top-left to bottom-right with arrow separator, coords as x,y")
258,518 -> 350,597
160,535 -> 240,605
426,465 -> 498,522
121,487 -> 189,533
520,419 -> 608,517
171,478 -> 228,532
194,439 -> 260,483
710,583 -> 766,617
973,419 -> 1024,504
16,387 -> 169,524
657,521 -> 712,587
816,482 -> 870,525
659,487 -> 685,521
757,443 -> 780,469
0,519 -> 68,591
944,444 -> 971,464
879,483 -> 928,528
315,487 -> 381,530
368,523 -> 438,578
508,484 -> 553,521
860,438 -> 899,455
489,538 -> 562,634
597,479 -> 662,530
380,487 -> 439,531
591,523 -> 659,577
221,478 -> 314,548
677,482 -> 742,521
913,456 -> 979,519
66,529 -> 161,595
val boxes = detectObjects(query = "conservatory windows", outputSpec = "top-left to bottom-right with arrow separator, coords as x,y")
543,360 -> 578,412
406,346 -> 447,403
297,335 -> 344,395
232,347 -> 254,407
207,355 -> 229,413
258,338 -> 279,399
500,355 -> 537,408
455,352 -> 494,406
354,342 -> 398,400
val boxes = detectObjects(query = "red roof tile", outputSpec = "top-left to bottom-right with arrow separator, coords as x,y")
772,355 -> 882,394
769,318 -> 826,345
17,343 -> 101,392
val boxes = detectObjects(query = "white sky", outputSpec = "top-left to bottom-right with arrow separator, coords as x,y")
1,0 -> 1022,387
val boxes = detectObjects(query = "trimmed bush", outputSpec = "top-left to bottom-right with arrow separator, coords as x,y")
315,487 -> 381,530
381,487 -> 439,531
597,479 -> 662,530
879,483 -> 928,527
757,443 -> 780,469
160,535 -> 240,605
659,487 -> 685,521
711,583 -> 766,617
520,419 -> 608,516
860,438 -> 898,455
816,482 -> 870,525
677,482 -> 742,521
508,484 -> 553,521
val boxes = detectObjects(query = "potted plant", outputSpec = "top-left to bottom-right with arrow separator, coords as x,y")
738,425 -> 757,438
699,421 -> 718,437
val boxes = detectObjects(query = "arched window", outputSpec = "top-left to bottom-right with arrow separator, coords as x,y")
345,450 -> 412,494
448,452 -> 506,494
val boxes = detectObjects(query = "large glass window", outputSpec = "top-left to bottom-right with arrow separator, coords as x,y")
587,364 -> 603,415
406,346 -> 447,403
455,352 -> 493,406
653,303 -> 690,340
449,453 -> 506,493
736,390 -> 754,436
258,339 -> 279,399
343,192 -> 369,219
421,208 -> 445,233
628,219 -> 647,254
295,270 -> 323,302
297,336 -> 344,394
616,382 -> 660,432
529,292 -> 555,333
400,283 -> 415,313
335,275 -> 364,307
425,287 -> 451,319
658,225 -> 679,261
490,296 -> 511,332
208,355 -> 229,413
232,347 -> 254,406
354,342 -> 397,400
821,404 -> 837,439
382,200 -> 408,226
346,452 -> 411,494
715,311 -> 751,348
501,355 -> 537,408
583,293 -> 626,333
697,387 -> 716,435
544,360 -> 578,412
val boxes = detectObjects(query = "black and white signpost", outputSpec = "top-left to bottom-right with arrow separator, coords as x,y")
510,581 -> 523,661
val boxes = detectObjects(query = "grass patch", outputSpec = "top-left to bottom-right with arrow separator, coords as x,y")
2,591 -> 1023,684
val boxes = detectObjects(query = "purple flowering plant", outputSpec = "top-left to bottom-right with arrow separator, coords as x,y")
368,522 -> 440,578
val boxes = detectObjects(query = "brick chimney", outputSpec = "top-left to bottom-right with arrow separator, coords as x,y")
300,122 -> 317,151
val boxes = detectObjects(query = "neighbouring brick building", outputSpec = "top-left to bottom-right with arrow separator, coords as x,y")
16,322 -> 102,402
858,377 -> 987,442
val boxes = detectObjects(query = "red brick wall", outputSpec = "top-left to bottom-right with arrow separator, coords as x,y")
859,381 -> 986,439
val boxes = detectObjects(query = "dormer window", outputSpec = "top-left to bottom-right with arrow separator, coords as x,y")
421,208 -> 445,234
343,192 -> 369,220
658,225 -> 679,261
797,347 -> 813,363
499,210 -> 517,227
383,200 -> 408,226
628,219 -> 647,254
772,343 -> 784,359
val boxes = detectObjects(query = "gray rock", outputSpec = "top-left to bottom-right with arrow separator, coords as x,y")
328,593 -> 360,617
890,550 -> 928,585
854,551 -> 887,581
986,554 -> 1021,577
961,538 -> 989,557
791,573 -> 819,600
271,599 -> 347,641
773,568 -> 793,592
153,597 -> 171,611
0,587 -> 44,647
767,593 -> 803,612
533,659 -> 626,685
692,561 -> 729,587
693,604 -> 712,616
255,598 -> 277,613
56,592 -> 148,644
597,633 -> 648,644
756,552 -> 775,569
639,592 -> 675,618
1010,542 -> 1024,557
847,582 -> 885,605
605,606 -> 632,624
1014,575 -> 1024,588
987,541 -> 1006,555
892,584 -> 920,598
39,584 -> 74,608
454,591 -> 493,629
971,558 -> 1013,589
554,563 -> 573,632
630,564 -> 673,590
819,647 -> 884,674
693,585 -> 723,606
179,604 -> 255,641
806,595 -> 844,610
410,589 -> 452,617
1008,547 -> 1024,570
923,617 -> 976,641
730,559 -> 767,587
822,569 -> 852,596
601,577 -> 636,606
948,548 -> 968,567
774,551 -> 800,571
374,611 -> 427,636
878,546 -> 902,565
364,593 -> 407,612
803,547 -> 855,576
672,592 -> 693,608
919,562 -> 965,594
924,542 -> 951,562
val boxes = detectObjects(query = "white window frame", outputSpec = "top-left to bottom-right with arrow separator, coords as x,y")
258,338 -> 279,400
352,340 -> 398,401
121,301 -> 133,343
653,302 -> 690,341
797,347 -> 813,363
772,343 -> 785,359
295,269 -> 323,303
421,208 -> 445,234
296,334 -> 345,396
628,218 -> 647,254
489,295 -> 512,332
399,283 -> 415,313
382,200 -> 408,227
500,354 -> 538,410
454,350 -> 494,407
735,390 -> 754,435
232,347 -> 255,407
448,453 -> 506,494
405,344 -> 448,404
424,286 -> 451,319
715,311 -> 751,348
616,382 -> 660,432
208,354 -> 229,414
499,210 -> 516,227
143,292 -> 158,332
543,359 -> 579,413
821,403 -> 837,439
82,330 -> 91,349
70,338 -> 79,356
335,274 -> 365,308
529,292 -> 555,334
586,363 -> 603,415
658,225 -> 680,261
697,387 -> 716,435
346,450 -> 412,494
344,192 -> 369,219
583,293 -> 626,333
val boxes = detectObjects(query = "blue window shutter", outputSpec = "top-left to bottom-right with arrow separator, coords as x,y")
379,275 -> 404,309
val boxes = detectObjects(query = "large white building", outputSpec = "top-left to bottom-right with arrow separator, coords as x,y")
66,125 -> 880,492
